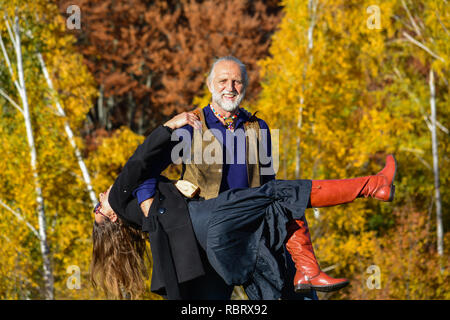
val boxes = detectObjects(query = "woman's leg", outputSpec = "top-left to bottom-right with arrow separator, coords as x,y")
308,154 -> 396,208
286,155 -> 396,292
182,247 -> 234,300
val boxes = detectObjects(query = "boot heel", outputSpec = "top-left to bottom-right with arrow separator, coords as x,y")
294,283 -> 312,293
388,185 -> 395,202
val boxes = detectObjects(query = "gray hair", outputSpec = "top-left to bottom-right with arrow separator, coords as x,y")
207,56 -> 249,89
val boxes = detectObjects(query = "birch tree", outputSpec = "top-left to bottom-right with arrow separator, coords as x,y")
295,0 -> 318,180
0,0 -> 97,299
0,14 -> 54,300
394,0 -> 448,261
36,52 -> 97,207
429,70 -> 443,260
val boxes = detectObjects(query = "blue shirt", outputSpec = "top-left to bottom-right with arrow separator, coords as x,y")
133,105 -> 275,204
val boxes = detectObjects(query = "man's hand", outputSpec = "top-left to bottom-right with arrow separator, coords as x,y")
164,112 -> 201,130
140,198 -> 154,217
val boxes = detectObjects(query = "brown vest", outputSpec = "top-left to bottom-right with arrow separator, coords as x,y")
182,108 -> 262,200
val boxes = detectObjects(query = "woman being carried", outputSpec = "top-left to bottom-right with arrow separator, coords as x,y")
90,114 -> 396,300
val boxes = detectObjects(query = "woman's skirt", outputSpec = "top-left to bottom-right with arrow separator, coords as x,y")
187,179 -> 312,300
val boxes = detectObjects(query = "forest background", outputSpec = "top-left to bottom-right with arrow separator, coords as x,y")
0,0 -> 448,300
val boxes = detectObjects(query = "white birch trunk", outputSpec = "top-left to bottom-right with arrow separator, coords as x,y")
295,0 -> 317,179
295,103 -> 303,179
12,16 -> 54,300
429,70 -> 444,260
36,52 -> 98,207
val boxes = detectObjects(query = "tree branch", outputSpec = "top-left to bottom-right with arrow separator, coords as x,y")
0,32 -> 14,76
3,14 -> 17,51
435,10 -> 449,35
0,18 -> 22,94
0,87 -> 23,114
401,0 -> 422,37
0,199 -> 41,240
322,264 -> 337,273
399,147 -> 432,170
425,115 -> 449,135
36,51 -> 98,207
403,32 -> 445,62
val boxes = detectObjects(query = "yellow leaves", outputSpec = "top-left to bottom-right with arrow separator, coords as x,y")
254,0 -> 449,299
0,0 -> 102,299
192,85 -> 212,110
88,126 -> 144,194
342,210 -> 450,299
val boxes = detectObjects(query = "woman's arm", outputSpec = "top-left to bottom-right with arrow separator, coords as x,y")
108,112 -> 200,218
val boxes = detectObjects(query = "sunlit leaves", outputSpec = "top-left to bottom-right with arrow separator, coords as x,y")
253,0 -> 448,299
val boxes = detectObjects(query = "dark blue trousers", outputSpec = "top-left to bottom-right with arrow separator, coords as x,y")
183,246 -> 318,300
185,179 -> 318,300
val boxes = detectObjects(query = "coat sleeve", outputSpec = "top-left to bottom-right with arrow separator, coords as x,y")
108,125 -> 174,217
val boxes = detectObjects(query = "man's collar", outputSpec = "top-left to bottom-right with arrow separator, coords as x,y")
204,104 -> 221,123
204,104 -> 250,127
235,108 -> 251,129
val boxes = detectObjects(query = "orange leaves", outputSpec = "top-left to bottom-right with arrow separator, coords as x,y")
60,0 -> 282,133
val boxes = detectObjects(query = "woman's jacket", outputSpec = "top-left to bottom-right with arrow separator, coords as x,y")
108,125 -> 205,300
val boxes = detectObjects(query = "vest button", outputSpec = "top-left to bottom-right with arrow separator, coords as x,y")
158,207 -> 166,214
218,169 -> 222,173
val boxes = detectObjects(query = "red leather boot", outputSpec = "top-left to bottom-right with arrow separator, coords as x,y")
286,218 -> 349,292
309,154 -> 397,207
286,155 -> 397,292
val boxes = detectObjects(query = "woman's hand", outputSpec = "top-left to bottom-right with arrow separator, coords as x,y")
140,198 -> 154,217
163,112 -> 201,130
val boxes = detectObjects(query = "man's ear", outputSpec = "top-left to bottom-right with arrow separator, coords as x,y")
207,79 -> 213,93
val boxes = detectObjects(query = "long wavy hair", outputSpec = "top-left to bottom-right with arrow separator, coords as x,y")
90,217 -> 149,299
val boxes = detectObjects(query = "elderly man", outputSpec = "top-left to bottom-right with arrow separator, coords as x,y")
136,56 -> 347,300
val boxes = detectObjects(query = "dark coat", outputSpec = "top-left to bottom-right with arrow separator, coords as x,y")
108,125 -> 205,300
106,124 -> 314,300
187,179 -> 312,300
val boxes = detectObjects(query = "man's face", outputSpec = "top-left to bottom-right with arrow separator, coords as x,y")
208,60 -> 246,112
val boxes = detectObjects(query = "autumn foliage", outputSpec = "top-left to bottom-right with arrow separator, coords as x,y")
0,0 -> 448,299
254,0 -> 449,300
57,0 -> 281,135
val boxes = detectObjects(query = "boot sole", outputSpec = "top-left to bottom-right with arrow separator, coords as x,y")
311,280 -> 350,293
294,283 -> 312,293
295,280 -> 350,293
388,185 -> 395,202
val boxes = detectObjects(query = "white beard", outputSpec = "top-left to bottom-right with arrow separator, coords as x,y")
211,88 -> 245,112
